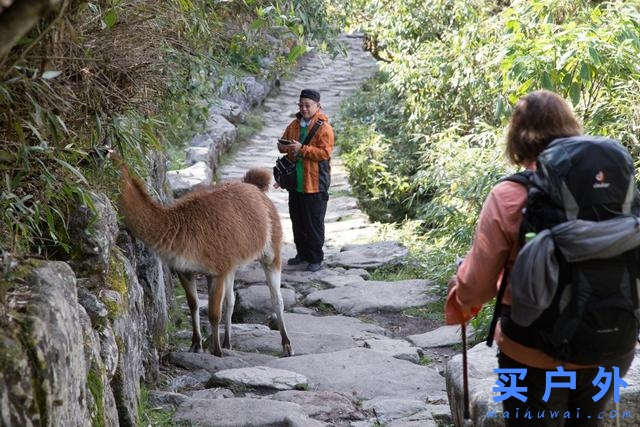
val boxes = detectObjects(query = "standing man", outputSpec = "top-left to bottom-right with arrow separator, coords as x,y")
277,89 -> 334,272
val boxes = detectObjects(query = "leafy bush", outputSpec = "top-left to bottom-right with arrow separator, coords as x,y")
336,0 -> 640,293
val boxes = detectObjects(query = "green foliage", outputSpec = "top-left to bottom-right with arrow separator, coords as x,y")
337,0 -> 640,333
87,365 -> 106,427
369,261 -> 425,282
1,0 -> 344,259
403,300 -> 445,323
137,383 -> 174,427
418,355 -> 433,366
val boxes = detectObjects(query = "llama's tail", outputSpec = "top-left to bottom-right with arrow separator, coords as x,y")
243,168 -> 271,192
112,153 -> 168,249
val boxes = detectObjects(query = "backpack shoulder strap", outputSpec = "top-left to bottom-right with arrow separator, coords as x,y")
302,119 -> 323,146
500,170 -> 533,187
486,171 -> 532,347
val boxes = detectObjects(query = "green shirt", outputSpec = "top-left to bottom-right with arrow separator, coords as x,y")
296,125 -> 307,192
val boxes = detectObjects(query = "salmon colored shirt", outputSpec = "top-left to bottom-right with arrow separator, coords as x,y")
444,180 -> 596,369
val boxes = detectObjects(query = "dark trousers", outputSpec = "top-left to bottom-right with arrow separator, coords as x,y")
288,191 -> 328,263
498,351 -> 635,426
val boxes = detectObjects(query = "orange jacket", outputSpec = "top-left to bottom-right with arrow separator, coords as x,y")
281,110 -> 334,193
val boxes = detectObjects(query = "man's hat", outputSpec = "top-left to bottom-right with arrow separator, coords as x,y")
300,89 -> 320,102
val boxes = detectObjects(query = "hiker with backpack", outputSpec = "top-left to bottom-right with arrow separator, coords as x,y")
445,90 -> 638,426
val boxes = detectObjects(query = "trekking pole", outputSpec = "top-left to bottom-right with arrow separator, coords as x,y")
461,322 -> 473,426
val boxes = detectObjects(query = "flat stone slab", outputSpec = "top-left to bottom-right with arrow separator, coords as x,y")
406,325 -> 473,348
236,285 -> 297,314
279,266 -> 367,295
280,313 -> 389,340
362,397 -> 430,423
168,369 -> 211,392
267,348 -> 446,401
234,256 -> 368,289
314,271 -> 368,288
326,241 -> 408,270
271,390 -> 366,423
211,366 -> 308,391
186,387 -> 234,400
148,391 -> 188,409
364,338 -> 423,364
303,279 -> 438,315
168,349 -> 276,373
387,404 -> 452,426
232,329 -> 359,356
173,397 -> 323,427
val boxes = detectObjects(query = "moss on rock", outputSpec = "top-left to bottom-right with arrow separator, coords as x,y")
87,364 -> 106,427
106,250 -> 128,296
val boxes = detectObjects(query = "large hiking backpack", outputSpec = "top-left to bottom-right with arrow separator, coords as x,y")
487,135 -> 640,365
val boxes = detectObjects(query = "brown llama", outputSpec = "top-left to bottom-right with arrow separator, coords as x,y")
116,157 -> 292,357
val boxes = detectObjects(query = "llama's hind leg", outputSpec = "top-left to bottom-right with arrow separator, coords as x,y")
222,270 -> 236,350
261,259 -> 293,356
207,273 -> 226,357
177,271 -> 202,353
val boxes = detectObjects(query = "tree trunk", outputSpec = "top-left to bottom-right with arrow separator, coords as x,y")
0,0 -> 63,60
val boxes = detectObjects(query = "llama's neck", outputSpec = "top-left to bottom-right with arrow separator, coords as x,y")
119,169 -> 168,250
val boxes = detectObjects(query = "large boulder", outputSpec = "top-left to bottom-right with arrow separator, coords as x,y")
167,161 -> 212,197
209,99 -> 246,124
0,261 -> 119,426
203,113 -> 237,169
67,192 -> 119,275
235,285 -> 297,317
185,146 -> 210,166
218,74 -> 271,112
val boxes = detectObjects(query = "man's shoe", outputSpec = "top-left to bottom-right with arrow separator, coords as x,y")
306,263 -> 322,272
287,255 -> 305,265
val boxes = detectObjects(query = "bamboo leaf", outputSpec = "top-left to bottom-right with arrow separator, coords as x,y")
54,158 -> 89,185
288,44 -> 306,62
569,83 -> 581,106
103,9 -> 118,29
541,71 -> 553,90
579,62 -> 591,83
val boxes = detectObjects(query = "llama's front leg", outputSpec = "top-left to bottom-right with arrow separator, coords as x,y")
262,262 -> 293,356
222,270 -> 236,349
207,274 -> 225,357
177,271 -> 202,353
